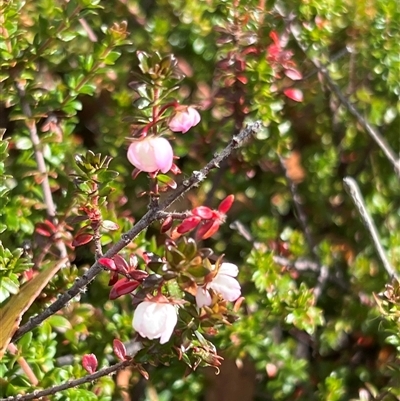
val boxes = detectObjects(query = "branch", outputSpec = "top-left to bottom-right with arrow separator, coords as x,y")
0,359 -> 133,401
290,24 -> 400,178
11,121 -> 262,343
15,82 -> 69,263
279,156 -> 329,300
343,177 -> 399,281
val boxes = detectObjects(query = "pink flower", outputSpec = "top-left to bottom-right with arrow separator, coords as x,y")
196,262 -> 241,308
132,299 -> 178,344
127,136 -> 173,173
168,106 -> 201,133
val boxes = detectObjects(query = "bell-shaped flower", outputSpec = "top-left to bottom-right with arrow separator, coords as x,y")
168,106 -> 201,133
132,299 -> 178,344
196,262 -> 241,308
127,136 -> 173,173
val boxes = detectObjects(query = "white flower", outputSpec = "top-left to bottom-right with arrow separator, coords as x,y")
132,300 -> 178,344
195,262 -> 241,308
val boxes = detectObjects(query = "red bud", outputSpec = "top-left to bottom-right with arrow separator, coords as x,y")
218,195 -> 234,214
176,216 -> 201,234
192,206 -> 213,220
113,339 -> 127,361
82,354 -> 98,374
196,220 -> 220,240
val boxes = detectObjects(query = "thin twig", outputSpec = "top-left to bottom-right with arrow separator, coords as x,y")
279,156 -> 329,300
290,24 -> 400,177
15,82 -> 69,263
78,18 -> 98,42
157,211 -> 191,220
11,121 -> 262,343
343,177 -> 399,280
0,359 -> 133,401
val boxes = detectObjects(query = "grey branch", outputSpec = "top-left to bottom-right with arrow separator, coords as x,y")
0,359 -> 133,401
15,82 -> 69,263
343,177 -> 399,281
11,121 -> 262,343
290,24 -> 400,178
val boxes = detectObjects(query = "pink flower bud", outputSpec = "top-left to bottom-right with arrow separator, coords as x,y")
133,300 -> 178,344
168,106 -> 201,133
127,136 -> 173,173
82,354 -> 98,374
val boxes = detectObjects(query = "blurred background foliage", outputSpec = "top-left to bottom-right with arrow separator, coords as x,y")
0,0 -> 399,400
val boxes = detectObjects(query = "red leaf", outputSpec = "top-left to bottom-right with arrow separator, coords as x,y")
176,216 -> 201,234
101,220 -> 120,231
236,75 -> 248,84
109,278 -> 140,300
283,88 -> 303,102
35,220 -> 56,237
161,216 -> 173,233
196,220 -> 220,240
192,206 -> 213,220
218,194 -> 234,214
113,339 -> 127,361
108,271 -> 119,286
269,31 -> 280,46
284,68 -> 303,81
170,163 -> 181,175
72,233 -> 93,247
82,354 -> 98,374
35,226 -> 53,237
114,254 -> 129,274
98,257 -> 117,271
130,270 -> 149,281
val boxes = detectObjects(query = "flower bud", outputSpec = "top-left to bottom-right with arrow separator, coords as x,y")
127,136 -> 173,173
133,300 -> 178,344
168,106 -> 201,133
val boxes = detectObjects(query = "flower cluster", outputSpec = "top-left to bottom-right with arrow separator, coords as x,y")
131,262 -> 241,345
267,31 -> 303,102
127,106 -> 200,175
176,195 -> 235,239
196,262 -> 241,308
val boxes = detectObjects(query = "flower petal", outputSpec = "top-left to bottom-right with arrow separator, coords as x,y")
195,287 -> 212,308
217,262 -> 239,277
209,274 -> 241,302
